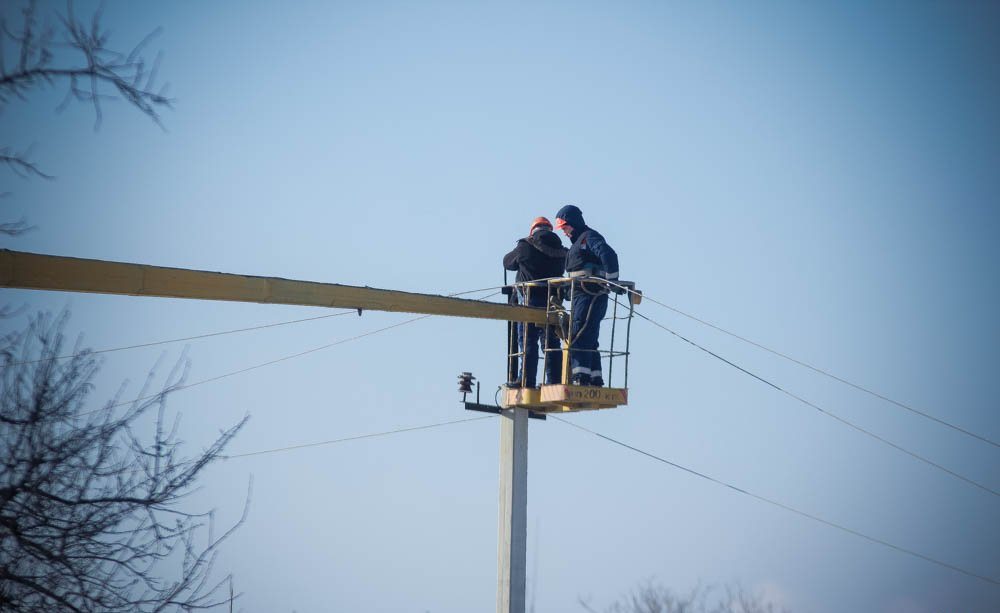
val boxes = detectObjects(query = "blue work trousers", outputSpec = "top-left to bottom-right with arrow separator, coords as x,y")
569,288 -> 608,381
516,322 -> 562,387
512,286 -> 562,387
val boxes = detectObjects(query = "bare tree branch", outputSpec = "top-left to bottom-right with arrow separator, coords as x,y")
1,0 -> 173,205
0,312 -> 249,612
580,579 -> 790,613
1,1 -> 173,130
0,216 -> 36,236
1,146 -> 54,180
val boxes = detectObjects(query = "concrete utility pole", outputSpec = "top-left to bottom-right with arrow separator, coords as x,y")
496,407 -> 529,613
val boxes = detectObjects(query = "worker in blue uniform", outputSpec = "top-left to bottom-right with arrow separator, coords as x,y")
554,205 -> 619,387
503,216 -> 567,387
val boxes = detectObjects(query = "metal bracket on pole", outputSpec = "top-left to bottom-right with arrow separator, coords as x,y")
464,401 -> 545,421
461,379 -> 545,420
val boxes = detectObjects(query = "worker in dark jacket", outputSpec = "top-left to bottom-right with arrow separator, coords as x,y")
554,204 -> 619,387
503,217 -> 567,387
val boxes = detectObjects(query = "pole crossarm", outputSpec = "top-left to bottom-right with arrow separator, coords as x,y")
0,250 -> 549,324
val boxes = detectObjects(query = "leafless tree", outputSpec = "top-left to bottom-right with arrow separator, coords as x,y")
0,4 -> 246,608
579,579 -> 790,613
1,0 -> 172,233
0,312 -> 249,612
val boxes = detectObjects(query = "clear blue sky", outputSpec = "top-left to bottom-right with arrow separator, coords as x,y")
3,1 -> 999,611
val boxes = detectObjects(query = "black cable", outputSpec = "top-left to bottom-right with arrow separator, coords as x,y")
4,310 -> 359,367
614,284 -> 998,449
632,308 -> 1000,498
223,416 -> 495,459
553,416 -> 1000,587
85,289 -> 503,416
96,314 -> 433,414
6,285 -> 508,369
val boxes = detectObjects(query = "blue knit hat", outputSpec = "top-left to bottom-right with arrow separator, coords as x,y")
554,204 -> 585,229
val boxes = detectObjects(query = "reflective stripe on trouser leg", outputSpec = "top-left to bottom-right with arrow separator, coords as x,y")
590,342 -> 603,380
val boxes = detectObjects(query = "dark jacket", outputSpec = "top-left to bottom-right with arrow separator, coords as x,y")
565,226 -> 619,280
503,229 -> 567,285
555,204 -> 619,280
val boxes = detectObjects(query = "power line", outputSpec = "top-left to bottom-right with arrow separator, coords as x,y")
223,416 -> 495,459
87,290 -> 503,416
553,416 -> 1000,587
609,282 -> 998,449
103,315 -> 431,412
631,307 -> 1000,498
6,285 -> 508,369
4,310 -> 359,367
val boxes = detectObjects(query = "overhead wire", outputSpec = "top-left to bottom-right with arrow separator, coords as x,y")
628,306 -> 999,497
606,281 -> 998,449
553,415 -> 1000,587
217,401 -> 998,586
48,270 -> 990,584
5,284 -> 509,369
45,265 -> 996,589
13,267 -> 993,449
3,310 -> 359,367
101,315 -> 434,413
84,289 -> 504,416
72,276 -> 990,497
223,415 -> 495,459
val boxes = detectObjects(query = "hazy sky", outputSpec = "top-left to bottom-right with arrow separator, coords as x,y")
3,1 -> 999,612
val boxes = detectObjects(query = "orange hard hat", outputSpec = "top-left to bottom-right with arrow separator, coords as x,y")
528,216 -> 552,235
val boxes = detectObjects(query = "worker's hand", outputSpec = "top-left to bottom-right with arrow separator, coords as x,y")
611,283 -> 627,295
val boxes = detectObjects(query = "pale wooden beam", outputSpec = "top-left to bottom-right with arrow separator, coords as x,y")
0,250 -> 548,324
